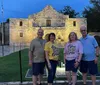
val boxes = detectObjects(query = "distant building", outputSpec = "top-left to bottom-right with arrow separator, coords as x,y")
0,5 -> 87,47
0,21 -> 9,45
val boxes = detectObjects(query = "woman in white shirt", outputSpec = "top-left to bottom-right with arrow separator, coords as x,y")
64,32 -> 83,85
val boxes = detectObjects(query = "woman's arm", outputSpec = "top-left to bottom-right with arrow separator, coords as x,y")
45,51 -> 51,69
77,41 -> 83,62
75,41 -> 83,68
74,53 -> 82,68
77,53 -> 82,63
64,53 -> 66,64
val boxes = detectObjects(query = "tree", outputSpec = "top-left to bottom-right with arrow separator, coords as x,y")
90,0 -> 100,10
82,0 -> 100,32
59,6 -> 79,18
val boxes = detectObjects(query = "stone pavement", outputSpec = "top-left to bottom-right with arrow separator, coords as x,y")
0,80 -> 100,85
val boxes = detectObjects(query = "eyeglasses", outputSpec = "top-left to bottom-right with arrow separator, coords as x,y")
81,30 -> 87,32
38,32 -> 43,33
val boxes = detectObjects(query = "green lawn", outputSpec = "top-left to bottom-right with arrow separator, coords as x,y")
0,48 -> 64,82
0,49 -> 30,82
0,48 -> 100,82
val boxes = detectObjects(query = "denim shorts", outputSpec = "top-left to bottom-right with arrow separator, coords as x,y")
80,60 -> 98,75
32,62 -> 45,76
65,59 -> 78,73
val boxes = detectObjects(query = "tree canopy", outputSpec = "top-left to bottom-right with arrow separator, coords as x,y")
59,6 -> 79,18
83,0 -> 100,32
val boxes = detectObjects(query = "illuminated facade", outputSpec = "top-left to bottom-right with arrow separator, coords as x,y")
9,5 -> 87,47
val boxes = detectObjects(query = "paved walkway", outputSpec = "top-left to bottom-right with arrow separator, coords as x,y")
0,45 -> 28,57
0,80 -> 100,85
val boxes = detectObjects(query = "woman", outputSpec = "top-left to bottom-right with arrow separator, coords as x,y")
64,32 -> 83,85
44,33 -> 59,85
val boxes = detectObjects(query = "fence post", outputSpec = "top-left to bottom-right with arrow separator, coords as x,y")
19,50 -> 23,83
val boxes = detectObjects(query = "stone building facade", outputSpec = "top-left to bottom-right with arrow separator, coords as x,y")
8,5 -> 87,47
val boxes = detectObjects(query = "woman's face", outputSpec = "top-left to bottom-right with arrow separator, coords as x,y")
70,33 -> 76,41
50,35 -> 55,41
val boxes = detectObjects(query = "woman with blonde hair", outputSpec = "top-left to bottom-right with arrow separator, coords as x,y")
64,32 -> 83,85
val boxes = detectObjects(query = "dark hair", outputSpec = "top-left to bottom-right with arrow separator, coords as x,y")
68,32 -> 78,42
48,33 -> 55,41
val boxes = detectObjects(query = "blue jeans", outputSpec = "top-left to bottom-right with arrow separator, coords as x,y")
46,60 -> 58,83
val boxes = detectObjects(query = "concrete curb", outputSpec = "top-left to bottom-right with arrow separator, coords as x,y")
0,80 -> 100,85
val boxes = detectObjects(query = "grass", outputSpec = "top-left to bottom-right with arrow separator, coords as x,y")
0,49 -> 30,82
0,48 -> 64,82
0,48 -> 100,82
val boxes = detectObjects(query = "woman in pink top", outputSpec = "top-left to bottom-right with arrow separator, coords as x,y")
64,32 -> 83,85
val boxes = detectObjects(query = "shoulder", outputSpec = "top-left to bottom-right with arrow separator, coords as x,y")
30,38 -> 39,45
76,41 -> 83,46
45,41 -> 51,45
87,35 -> 94,39
44,42 -> 51,49
65,42 -> 68,45
31,38 -> 37,43
87,35 -> 96,42
64,42 -> 69,47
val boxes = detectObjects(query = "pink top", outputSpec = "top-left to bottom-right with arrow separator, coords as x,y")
64,40 -> 83,60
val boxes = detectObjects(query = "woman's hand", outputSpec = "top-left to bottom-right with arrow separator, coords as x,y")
48,63 -> 52,69
74,61 -> 79,68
